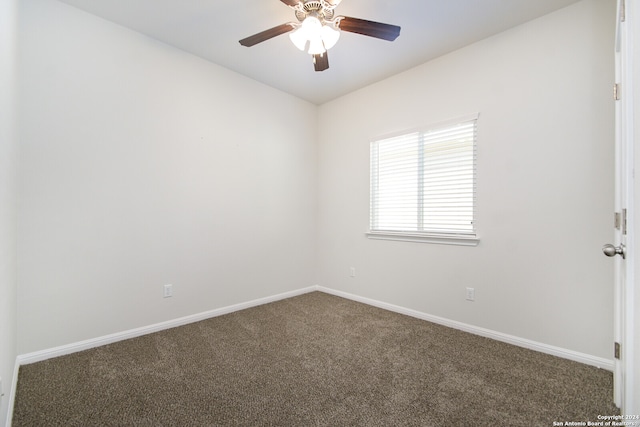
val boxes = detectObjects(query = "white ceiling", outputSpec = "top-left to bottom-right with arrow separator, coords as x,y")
56,0 -> 581,105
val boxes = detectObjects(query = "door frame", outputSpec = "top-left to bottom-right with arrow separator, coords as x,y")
627,0 -> 639,414
615,0 -> 638,415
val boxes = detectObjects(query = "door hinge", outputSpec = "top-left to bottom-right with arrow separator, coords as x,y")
621,0 -> 626,22
615,342 -> 621,360
615,212 -> 621,230
614,83 -> 621,101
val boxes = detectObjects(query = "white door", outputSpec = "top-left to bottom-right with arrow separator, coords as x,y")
606,0 -> 637,413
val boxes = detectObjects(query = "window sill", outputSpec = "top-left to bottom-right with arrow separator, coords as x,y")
366,231 -> 479,247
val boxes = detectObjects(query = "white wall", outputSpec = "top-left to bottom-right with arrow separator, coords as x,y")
17,0 -> 318,354
0,0 -> 18,423
16,0 -> 615,366
317,0 -> 615,360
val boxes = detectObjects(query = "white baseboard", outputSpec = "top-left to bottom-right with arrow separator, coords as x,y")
17,286 -> 318,366
317,286 -> 614,372
10,283 -> 612,427
8,284 -> 613,426
16,285 -> 614,372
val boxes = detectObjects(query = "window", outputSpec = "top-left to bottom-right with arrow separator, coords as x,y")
368,115 -> 478,246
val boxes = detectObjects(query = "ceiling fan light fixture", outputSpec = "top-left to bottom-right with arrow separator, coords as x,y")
298,14 -> 322,44
288,13 -> 340,55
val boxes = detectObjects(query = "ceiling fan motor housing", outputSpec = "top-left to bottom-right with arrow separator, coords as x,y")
294,1 -> 336,23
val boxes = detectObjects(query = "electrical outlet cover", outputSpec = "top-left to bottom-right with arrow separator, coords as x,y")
465,287 -> 475,301
163,284 -> 173,298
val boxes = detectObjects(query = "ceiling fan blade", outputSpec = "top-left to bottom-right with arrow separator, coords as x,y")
239,23 -> 295,47
280,0 -> 301,6
313,52 -> 329,72
325,0 -> 342,5
337,16 -> 401,41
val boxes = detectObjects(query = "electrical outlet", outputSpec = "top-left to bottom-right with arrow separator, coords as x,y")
163,284 -> 173,298
465,287 -> 475,301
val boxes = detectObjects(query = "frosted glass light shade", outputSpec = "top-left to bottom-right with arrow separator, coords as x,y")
308,38 -> 326,55
289,27 -> 307,51
302,15 -> 322,36
321,25 -> 340,50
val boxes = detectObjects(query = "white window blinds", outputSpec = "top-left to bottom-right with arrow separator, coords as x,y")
370,117 -> 477,239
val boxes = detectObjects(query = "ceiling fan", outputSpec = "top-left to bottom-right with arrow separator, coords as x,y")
239,0 -> 401,72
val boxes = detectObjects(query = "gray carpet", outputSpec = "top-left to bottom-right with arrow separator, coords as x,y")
13,291 -> 618,426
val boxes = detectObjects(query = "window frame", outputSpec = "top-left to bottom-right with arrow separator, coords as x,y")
367,114 -> 479,246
